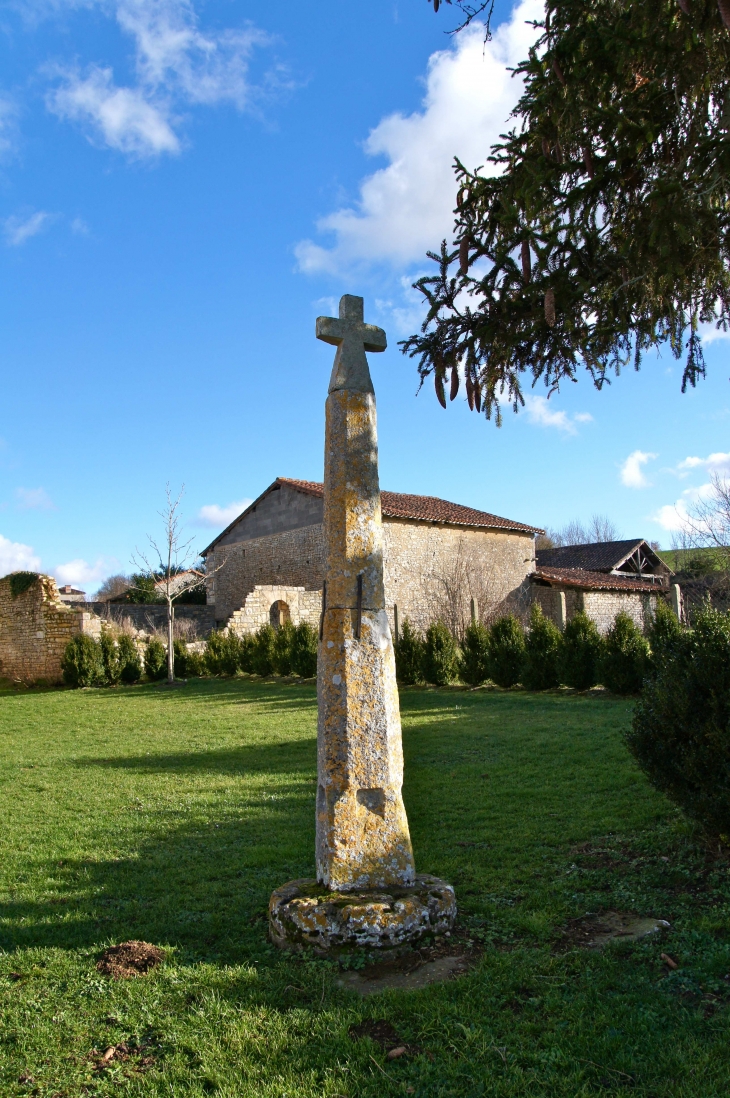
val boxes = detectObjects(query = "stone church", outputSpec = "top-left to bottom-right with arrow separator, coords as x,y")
202,477 -> 541,635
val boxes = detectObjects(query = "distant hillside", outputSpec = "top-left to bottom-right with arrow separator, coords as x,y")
658,546 -> 725,574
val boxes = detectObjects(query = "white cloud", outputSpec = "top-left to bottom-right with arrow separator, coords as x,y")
4,211 -> 52,246
620,450 -> 657,489
70,216 -> 90,234
675,451 -> 730,478
196,499 -> 252,528
653,501 -> 690,532
53,556 -> 118,588
0,535 -> 41,576
522,395 -> 593,435
295,0 -> 542,274
15,487 -> 55,510
47,0 -> 272,157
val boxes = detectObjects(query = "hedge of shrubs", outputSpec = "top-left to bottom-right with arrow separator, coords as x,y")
62,620 -> 319,687
394,604 -> 667,695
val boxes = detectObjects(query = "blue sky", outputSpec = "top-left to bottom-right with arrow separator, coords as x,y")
1,0 -> 728,592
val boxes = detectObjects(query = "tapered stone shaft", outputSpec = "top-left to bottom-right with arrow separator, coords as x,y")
315,295 -> 416,891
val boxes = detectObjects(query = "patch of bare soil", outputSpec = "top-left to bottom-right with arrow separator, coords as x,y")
348,1020 -> 421,1058
337,930 -> 480,995
96,941 -> 165,979
87,1041 -> 156,1073
554,910 -> 669,952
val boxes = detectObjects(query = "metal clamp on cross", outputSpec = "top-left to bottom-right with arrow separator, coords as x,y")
316,294 -> 387,395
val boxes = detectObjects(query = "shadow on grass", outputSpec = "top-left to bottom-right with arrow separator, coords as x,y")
75,735 -> 316,776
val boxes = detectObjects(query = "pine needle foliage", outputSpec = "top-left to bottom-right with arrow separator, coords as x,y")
403,0 -> 730,420
559,610 -> 603,689
523,603 -> 562,690
460,620 -> 491,685
487,614 -> 526,688
627,606 -> 730,837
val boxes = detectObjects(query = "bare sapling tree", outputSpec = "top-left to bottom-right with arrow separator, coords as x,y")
422,537 -> 499,639
683,473 -> 730,579
132,485 -> 220,683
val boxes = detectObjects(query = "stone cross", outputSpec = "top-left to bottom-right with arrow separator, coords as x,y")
315,294 -> 416,892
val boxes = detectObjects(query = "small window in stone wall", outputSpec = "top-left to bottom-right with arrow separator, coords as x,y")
270,600 -> 291,629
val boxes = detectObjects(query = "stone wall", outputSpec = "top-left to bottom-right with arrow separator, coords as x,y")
208,518 -> 535,633
227,585 -> 322,636
0,573 -> 101,683
87,603 -> 216,637
531,583 -> 658,635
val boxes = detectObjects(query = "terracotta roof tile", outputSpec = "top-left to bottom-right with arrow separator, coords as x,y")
533,566 -> 663,594
278,478 -> 542,534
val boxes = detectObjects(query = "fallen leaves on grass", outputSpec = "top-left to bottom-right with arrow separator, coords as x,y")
87,1041 -> 156,1073
96,941 -> 164,979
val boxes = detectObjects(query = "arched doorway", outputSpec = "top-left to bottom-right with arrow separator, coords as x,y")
270,600 -> 291,629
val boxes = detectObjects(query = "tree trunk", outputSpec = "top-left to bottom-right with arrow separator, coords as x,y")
167,602 -> 174,683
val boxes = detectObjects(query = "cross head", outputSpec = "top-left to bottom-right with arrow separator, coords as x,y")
316,295 -> 387,394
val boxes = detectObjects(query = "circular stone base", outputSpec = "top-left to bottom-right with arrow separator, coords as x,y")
269,874 -> 456,955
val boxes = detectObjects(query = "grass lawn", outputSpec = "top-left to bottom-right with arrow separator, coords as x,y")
1,679 -> 729,1097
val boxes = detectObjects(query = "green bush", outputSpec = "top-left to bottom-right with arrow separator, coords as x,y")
647,597 -> 683,673
523,603 -> 562,691
204,631 -> 242,676
251,624 -> 276,677
487,615 -> 525,688
10,572 -> 39,599
272,620 -> 295,675
559,611 -> 603,690
62,634 -> 103,688
601,611 -> 650,694
290,622 -> 318,677
423,620 -> 459,686
184,648 -> 206,677
173,639 -> 190,678
145,637 -> 167,681
459,621 -> 490,686
99,629 -> 121,686
394,619 -> 425,684
117,634 -> 142,684
627,606 -> 730,837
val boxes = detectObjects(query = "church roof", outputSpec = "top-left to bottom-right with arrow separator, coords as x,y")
533,566 -> 663,593
202,476 -> 542,554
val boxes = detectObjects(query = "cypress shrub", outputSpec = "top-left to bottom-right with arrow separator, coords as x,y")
290,622 -> 318,677
184,649 -> 206,677
459,621 -> 490,686
272,620 -> 296,675
251,624 -> 276,676
239,634 -> 255,674
117,634 -> 142,684
100,629 -> 122,686
522,603 -> 562,691
601,611 -> 650,695
62,634 -> 103,687
144,637 -> 167,681
647,597 -> 683,673
627,606 -> 730,837
173,639 -> 190,678
487,615 -> 525,688
394,618 -> 425,684
559,611 -> 603,690
423,620 -> 459,686
204,631 -> 241,676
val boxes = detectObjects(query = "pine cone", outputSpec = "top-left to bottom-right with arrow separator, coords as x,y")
434,0 -> 440,12
544,288 -> 556,327
466,373 -> 474,410
474,382 -> 482,413
450,363 -> 459,401
521,240 -> 531,282
583,145 -> 595,178
719,0 -> 730,28
435,370 -> 447,409
541,137 -> 551,159
459,238 -> 470,275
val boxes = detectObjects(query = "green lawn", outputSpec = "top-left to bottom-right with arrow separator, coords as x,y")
1,679 -> 729,1097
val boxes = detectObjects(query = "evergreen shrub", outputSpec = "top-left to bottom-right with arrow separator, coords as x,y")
627,607 -> 730,837
559,611 -> 603,690
251,624 -> 276,677
459,621 -> 490,686
647,597 -> 683,673
184,649 -> 206,677
272,620 -> 295,675
10,572 -> 39,598
204,631 -> 242,676
117,634 -> 142,684
394,619 -> 424,684
290,622 -> 318,677
62,634 -> 103,688
423,620 -> 459,686
601,611 -> 650,695
523,603 -> 562,691
144,637 -> 167,681
100,630 -> 122,686
487,615 -> 525,688
173,639 -> 191,678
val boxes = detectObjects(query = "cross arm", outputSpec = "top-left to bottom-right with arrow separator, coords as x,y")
316,316 -> 345,347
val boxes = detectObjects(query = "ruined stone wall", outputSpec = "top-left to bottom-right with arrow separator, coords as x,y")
532,582 -> 657,635
0,574 -> 101,683
207,518 -> 535,633
227,585 -> 322,636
